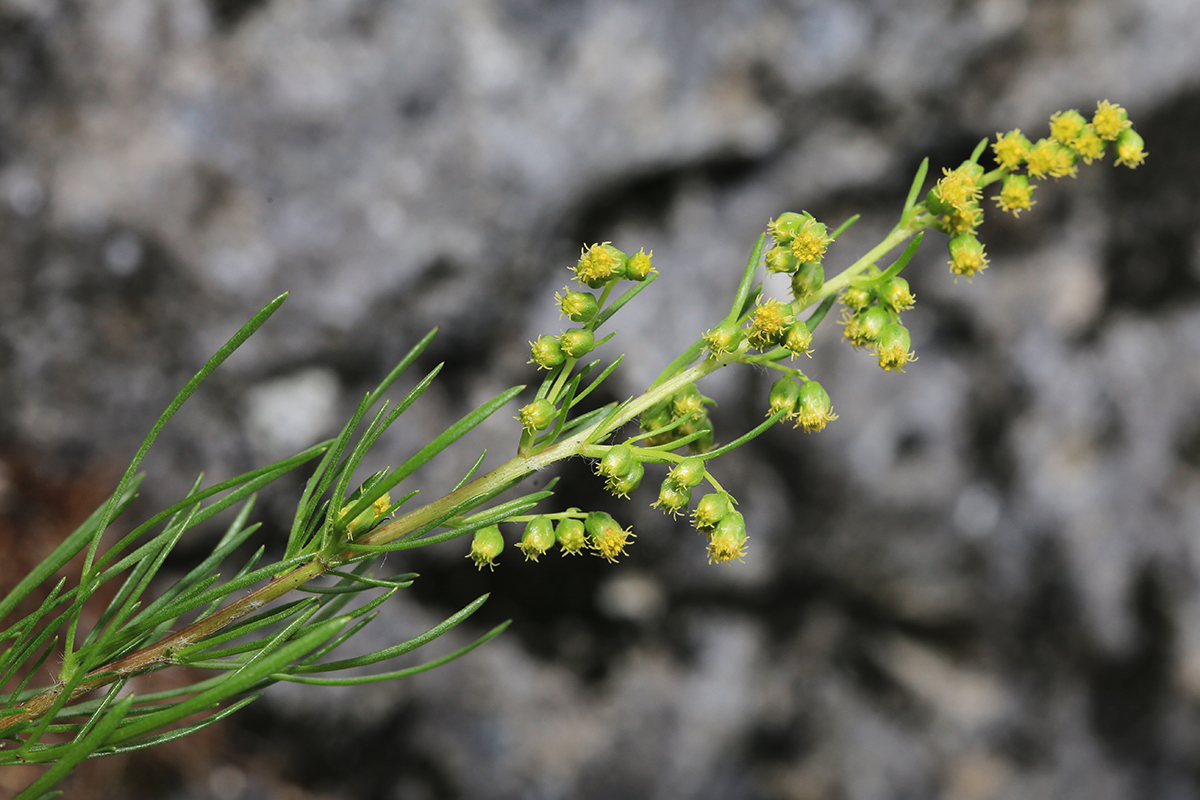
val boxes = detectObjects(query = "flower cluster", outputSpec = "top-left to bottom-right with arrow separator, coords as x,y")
765,212 -> 830,304
692,492 -> 747,564
932,100 -> 1144,282
467,510 -> 635,569
640,383 -> 715,452
838,274 -> 918,372
482,99 -> 1145,574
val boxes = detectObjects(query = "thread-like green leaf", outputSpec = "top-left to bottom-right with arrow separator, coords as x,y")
334,385 -> 524,528
288,330 -> 439,558
14,696 -> 133,797
727,233 -> 767,327
699,409 -> 788,460
82,505 -> 198,661
593,272 -> 658,330
0,476 -> 141,624
292,594 -> 489,674
176,599 -> 320,661
94,695 -> 258,757
903,157 -> 930,219
830,214 -> 861,240
81,294 -> 289,589
0,579 -> 66,683
275,621 -> 509,686
105,617 -> 347,746
94,441 -> 325,577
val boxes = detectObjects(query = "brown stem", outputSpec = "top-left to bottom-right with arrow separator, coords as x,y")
1,560 -> 324,735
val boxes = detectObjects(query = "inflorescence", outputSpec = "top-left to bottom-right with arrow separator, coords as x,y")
471,100 -> 1143,571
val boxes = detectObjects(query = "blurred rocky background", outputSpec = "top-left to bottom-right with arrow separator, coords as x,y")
2,0 -> 1200,798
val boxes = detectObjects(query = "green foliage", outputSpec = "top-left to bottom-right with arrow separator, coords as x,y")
0,100 -> 1145,795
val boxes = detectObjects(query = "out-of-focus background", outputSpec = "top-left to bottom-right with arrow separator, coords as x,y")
2,0 -> 1199,798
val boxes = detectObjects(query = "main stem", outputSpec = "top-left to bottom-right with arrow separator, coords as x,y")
4,212 -> 928,736
1,358 -> 724,736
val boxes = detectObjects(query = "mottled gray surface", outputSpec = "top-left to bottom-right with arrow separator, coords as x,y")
3,0 -> 1200,798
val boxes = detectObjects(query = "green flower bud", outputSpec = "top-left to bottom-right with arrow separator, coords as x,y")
667,457 -> 706,489
607,460 -> 644,498
654,480 -> 692,516
765,244 -> 800,274
704,320 -> 745,357
626,248 -> 655,281
874,322 -> 916,373
782,321 -> 813,357
957,160 -> 985,182
671,384 -> 706,420
768,211 -> 807,243
947,233 -> 988,280
789,260 -> 824,302
926,166 -> 982,216
1114,128 -> 1146,168
747,299 -> 794,350
768,377 -> 801,419
599,444 -> 636,479
575,242 -> 627,288
841,304 -> 888,347
795,380 -> 837,433
790,218 -> 831,264
640,402 -> 675,447
707,511 -> 747,564
878,276 -> 914,311
468,524 -> 505,570
529,335 -> 566,370
842,286 -> 872,312
693,492 -> 733,533
995,173 -> 1036,217
556,517 -> 587,555
585,512 -> 633,563
558,290 -> 599,323
518,398 -> 557,433
559,328 -> 595,358
517,516 -> 557,561
339,491 -> 392,537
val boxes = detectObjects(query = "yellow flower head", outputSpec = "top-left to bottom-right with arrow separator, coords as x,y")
1092,100 -> 1131,141
1024,138 -> 1057,178
948,233 -> 988,281
789,218 -> 831,263
995,174 -> 1036,217
1115,129 -> 1147,168
942,203 -> 982,235
585,512 -> 634,562
841,305 -> 887,348
992,129 -> 1031,171
707,512 -> 747,564
671,383 -> 707,420
874,323 -> 917,373
556,518 -> 587,555
516,516 -> 556,562
934,167 -> 982,212
574,242 -> 626,287
747,298 -> 794,350
468,525 -> 505,570
795,380 -> 837,433
1072,125 -> 1106,164
693,492 -> 734,532
626,248 -> 655,281
1049,109 -> 1088,147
